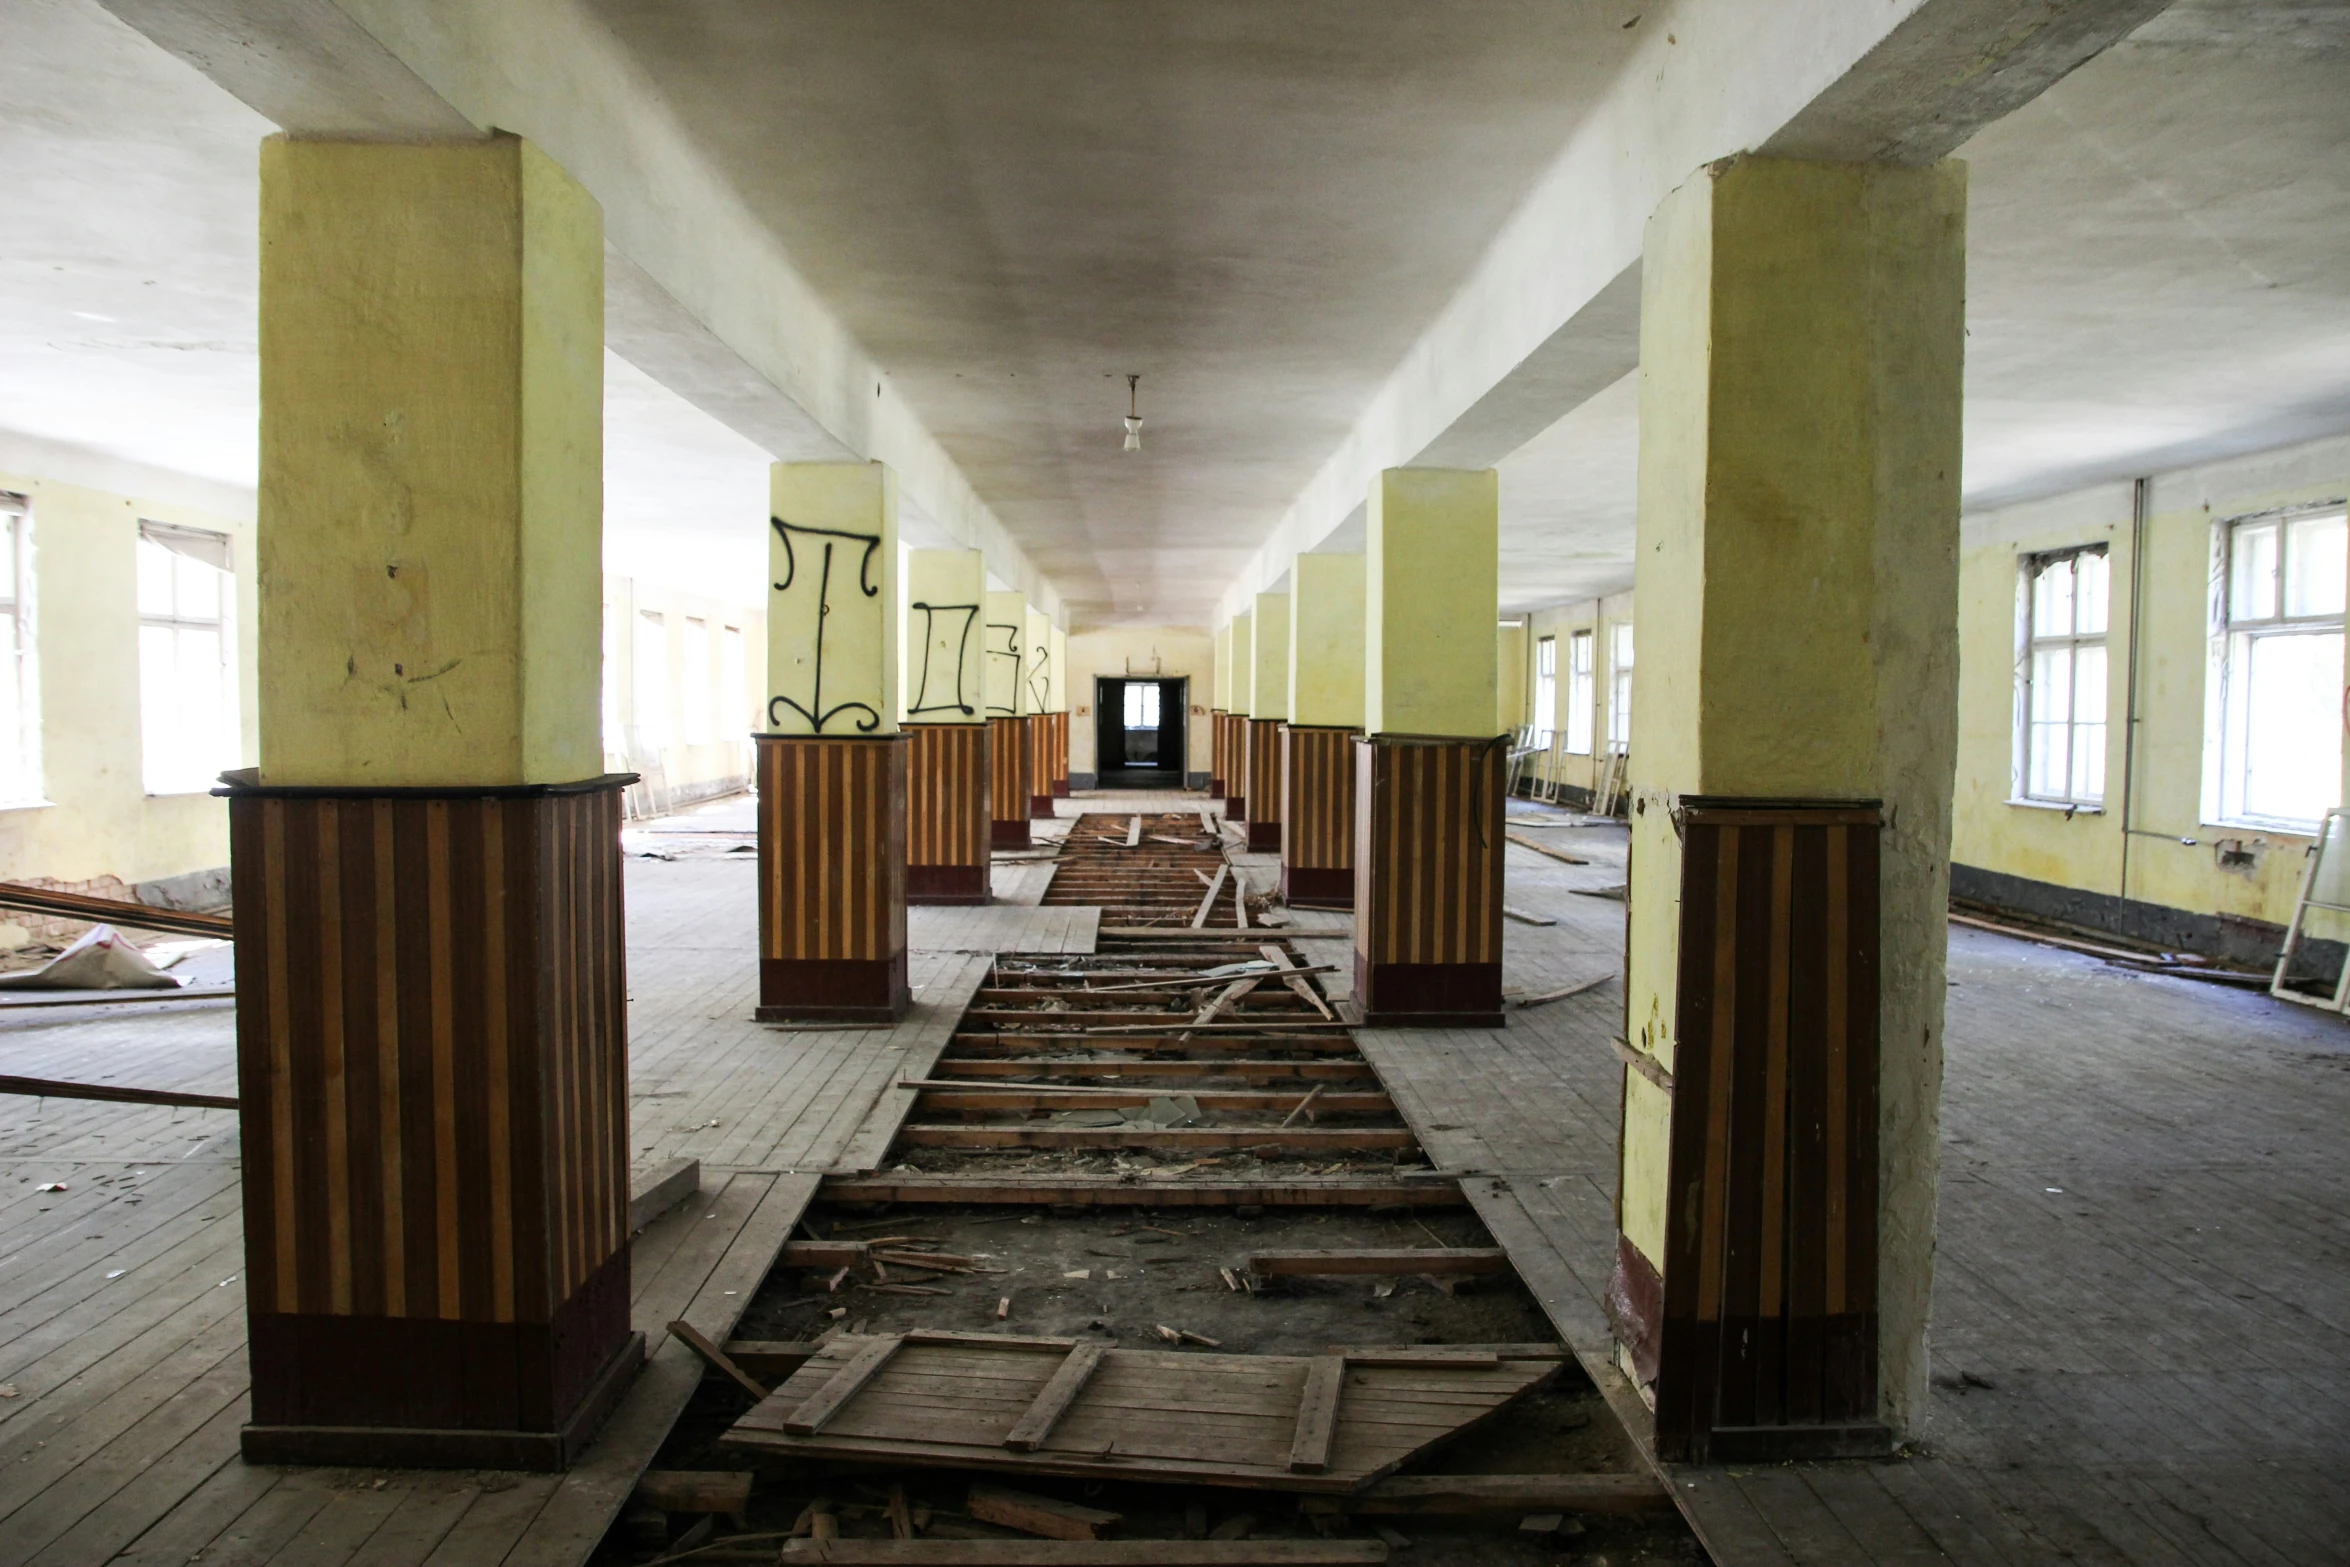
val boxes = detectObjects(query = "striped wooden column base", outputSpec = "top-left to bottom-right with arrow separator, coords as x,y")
1280,724 -> 1358,909
905,723 -> 991,906
1208,708 -> 1227,799
1221,713 -> 1248,820
989,716 -> 1031,848
1026,712 -> 1058,818
757,735 -> 911,1022
1354,735 -> 1507,1026
1049,711 -> 1072,797
227,775 -> 640,1470
1245,718 -> 1285,852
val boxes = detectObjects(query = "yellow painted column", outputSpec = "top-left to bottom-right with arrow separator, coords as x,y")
1228,611 -> 1254,820
1285,554 -> 1366,908
1355,469 -> 1505,1025
1497,621 -> 1528,736
984,590 -> 1031,846
903,548 -> 989,905
1245,592 -> 1291,851
1617,155 -> 1965,1461
758,462 -> 908,1021
239,133 -> 636,1469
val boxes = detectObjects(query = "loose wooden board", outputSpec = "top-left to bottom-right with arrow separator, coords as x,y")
723,1336 -> 1558,1494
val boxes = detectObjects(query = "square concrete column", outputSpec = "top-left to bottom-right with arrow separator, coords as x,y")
1210,622 -> 1232,797
1357,470 -> 1505,1026
757,463 -> 908,1022
903,548 -> 989,906
1611,155 -> 1965,1463
1283,555 -> 1365,909
984,590 -> 1031,847
1227,610 -> 1254,821
235,133 -> 637,1469
1245,592 -> 1290,852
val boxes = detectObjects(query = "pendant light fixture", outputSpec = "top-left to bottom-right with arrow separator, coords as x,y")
1122,373 -> 1143,452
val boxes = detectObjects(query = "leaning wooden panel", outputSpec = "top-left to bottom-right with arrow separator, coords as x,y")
723,1335 -> 1558,1492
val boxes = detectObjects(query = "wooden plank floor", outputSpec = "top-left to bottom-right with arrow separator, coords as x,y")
0,843 -> 1097,1567
1357,817 -> 2350,1566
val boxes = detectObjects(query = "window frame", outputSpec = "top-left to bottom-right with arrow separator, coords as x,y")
1605,622 -> 1633,754
2013,543 -> 2112,810
2206,504 -> 2347,834
0,495 -> 39,809
1565,628 -> 1594,756
1532,636 -> 1557,750
136,520 -> 239,798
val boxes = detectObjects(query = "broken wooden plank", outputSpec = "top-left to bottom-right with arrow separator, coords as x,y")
1233,875 -> 1249,929
1277,1085 -> 1325,1129
632,1470 -> 752,1517
1347,1473 -> 1671,1515
904,1329 -> 1078,1350
0,1074 -> 237,1111
1193,974 -> 1267,1024
895,1126 -> 1417,1152
781,1239 -> 872,1269
1288,1356 -> 1345,1474
782,1335 -> 900,1434
1126,815 -> 1142,847
775,1544 -> 1385,1564
1611,1036 -> 1674,1095
819,1174 -> 1465,1209
1260,944 -> 1335,1021
669,1319 -> 772,1400
724,1341 -> 823,1381
630,1156 -> 701,1232
1501,905 -> 1557,927
1246,1249 -> 1511,1277
968,1483 -> 1124,1541
0,881 -> 234,938
1003,1341 -> 1110,1451
1504,832 -> 1589,865
910,1086 -> 1392,1115
1510,973 -> 1612,1009
1193,864 -> 1231,925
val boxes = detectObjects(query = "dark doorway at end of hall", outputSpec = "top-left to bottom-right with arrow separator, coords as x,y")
1094,677 -> 1187,789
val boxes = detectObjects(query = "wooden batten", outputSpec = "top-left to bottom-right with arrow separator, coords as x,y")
989,716 -> 1032,849
757,735 -> 911,1021
1281,725 -> 1357,909
228,778 -> 640,1469
1651,800 -> 1884,1463
1353,736 -> 1506,1025
1244,719 -> 1284,851
906,723 -> 991,906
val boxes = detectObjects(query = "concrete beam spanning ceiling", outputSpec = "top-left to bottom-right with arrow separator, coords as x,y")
94,0 -> 1061,619
1216,0 -> 2171,622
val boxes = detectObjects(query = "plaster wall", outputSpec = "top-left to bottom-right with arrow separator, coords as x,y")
1519,591 -> 1636,796
601,574 -> 763,807
1953,430 -> 2350,944
0,464 -> 256,906
1365,468 -> 1499,738
1067,627 -> 1214,782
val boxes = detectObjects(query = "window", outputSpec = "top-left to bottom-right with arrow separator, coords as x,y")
2017,546 -> 2110,806
682,616 -> 713,744
0,497 -> 36,807
633,610 -> 670,752
601,603 -> 625,760
138,522 -> 238,796
1565,629 -> 1595,755
721,625 -> 747,743
1122,682 -> 1160,730
1533,637 -> 1557,749
1606,623 -> 1634,752
2213,509 -> 2345,831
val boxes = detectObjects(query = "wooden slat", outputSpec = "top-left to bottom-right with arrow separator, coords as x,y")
776,1543 -> 1385,1565
1288,1356 -> 1345,1473
1246,1249 -> 1510,1277
783,1336 -> 901,1435
1003,1341 -> 1108,1451
0,882 -> 234,939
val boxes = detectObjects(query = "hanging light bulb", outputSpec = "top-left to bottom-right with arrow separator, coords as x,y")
1123,373 -> 1143,452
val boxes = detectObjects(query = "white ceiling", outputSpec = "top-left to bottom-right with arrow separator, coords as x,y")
2,0 -> 2348,626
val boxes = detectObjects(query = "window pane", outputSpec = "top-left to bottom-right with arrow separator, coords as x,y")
137,538 -> 176,617
0,517 -> 16,605
1123,684 -> 1143,727
2029,647 -> 2072,724
173,552 -> 221,621
721,626 -> 747,740
1611,623 -> 1634,669
2071,644 -> 2107,801
682,618 -> 712,744
2074,551 -> 2109,637
142,623 -> 231,794
2241,630 -> 2345,826
2284,513 -> 2347,618
2032,557 -> 2073,638
634,612 -> 670,750
2072,643 -> 2106,727
2231,522 -> 2279,622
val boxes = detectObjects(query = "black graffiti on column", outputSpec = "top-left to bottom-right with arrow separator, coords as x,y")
985,623 -> 1021,717
768,514 -> 883,734
1026,641 -> 1052,713
908,601 -> 980,718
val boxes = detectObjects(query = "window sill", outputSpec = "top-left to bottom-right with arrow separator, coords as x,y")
2006,798 -> 2103,816
0,798 -> 54,814
2204,817 -> 2319,841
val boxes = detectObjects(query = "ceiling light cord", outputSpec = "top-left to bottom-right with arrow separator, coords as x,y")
1123,373 -> 1143,451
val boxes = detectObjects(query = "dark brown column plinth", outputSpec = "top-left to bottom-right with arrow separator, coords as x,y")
989,716 -> 1031,848
1649,801 -> 1885,1465
1244,718 -> 1284,852
756,735 -> 910,1022
906,723 -> 990,907
228,776 -> 640,1470
1354,736 -> 1506,1027
1280,724 -> 1358,909
1027,712 -> 1058,818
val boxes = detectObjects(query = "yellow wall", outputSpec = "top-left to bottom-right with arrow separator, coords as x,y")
1366,468 -> 1498,737
0,467 -> 257,912
603,575 -> 765,809
1290,554 -> 1366,729
1067,628 -> 1214,780
1953,431 -> 2350,939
